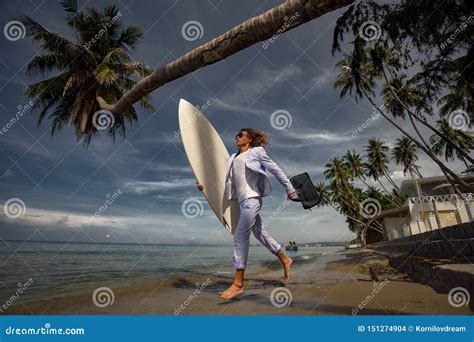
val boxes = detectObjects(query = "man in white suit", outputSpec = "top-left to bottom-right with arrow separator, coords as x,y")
197,128 -> 296,299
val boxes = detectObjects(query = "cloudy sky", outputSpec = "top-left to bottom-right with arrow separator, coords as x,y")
0,0 -> 466,245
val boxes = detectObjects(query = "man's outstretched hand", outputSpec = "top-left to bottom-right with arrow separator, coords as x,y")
287,191 -> 298,200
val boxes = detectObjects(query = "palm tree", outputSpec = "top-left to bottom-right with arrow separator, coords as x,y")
314,181 -> 332,208
324,158 -> 349,188
381,73 -> 432,150
323,161 -> 360,216
392,137 -> 423,215
23,1 -> 154,146
438,52 -> 473,120
322,160 -> 390,239
430,119 -> 474,168
365,138 -> 399,191
391,137 -> 422,178
324,157 -> 361,203
314,180 -> 364,237
334,52 -> 377,102
364,162 -> 389,195
373,45 -> 474,165
344,149 -> 402,206
334,50 -> 470,193
344,150 -> 371,187
314,181 -> 383,238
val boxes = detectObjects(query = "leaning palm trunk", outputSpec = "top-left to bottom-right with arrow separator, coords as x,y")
412,114 -> 474,164
410,168 -> 425,227
381,79 -> 470,195
96,0 -> 353,114
330,187 -> 386,232
383,170 -> 399,191
341,179 -> 360,203
375,178 -> 391,195
358,177 -> 371,189
383,68 -> 433,152
340,178 -> 399,216
327,202 -> 383,233
461,157 -> 470,168
415,168 -> 423,178
408,110 -> 431,149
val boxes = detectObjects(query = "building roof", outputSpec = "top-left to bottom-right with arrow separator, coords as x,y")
372,205 -> 409,221
399,174 -> 474,195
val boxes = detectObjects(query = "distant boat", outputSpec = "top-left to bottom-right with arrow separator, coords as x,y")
345,243 -> 362,249
285,245 -> 298,251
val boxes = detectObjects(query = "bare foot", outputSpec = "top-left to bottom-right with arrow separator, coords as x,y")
282,257 -> 293,281
219,283 -> 244,299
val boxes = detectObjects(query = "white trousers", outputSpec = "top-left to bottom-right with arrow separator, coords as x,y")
233,196 -> 281,269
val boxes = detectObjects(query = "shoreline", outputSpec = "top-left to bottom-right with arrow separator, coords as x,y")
2,250 -> 471,315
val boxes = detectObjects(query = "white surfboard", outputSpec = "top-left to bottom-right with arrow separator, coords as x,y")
178,99 -> 240,234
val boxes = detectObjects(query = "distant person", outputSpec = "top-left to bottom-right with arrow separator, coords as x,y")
197,128 -> 297,299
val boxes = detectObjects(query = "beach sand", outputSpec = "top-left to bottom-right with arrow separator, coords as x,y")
4,249 -> 471,315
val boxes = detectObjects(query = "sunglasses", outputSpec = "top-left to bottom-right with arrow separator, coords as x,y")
235,132 -> 247,139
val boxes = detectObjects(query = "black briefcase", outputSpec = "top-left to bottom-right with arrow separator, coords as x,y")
289,172 -> 321,210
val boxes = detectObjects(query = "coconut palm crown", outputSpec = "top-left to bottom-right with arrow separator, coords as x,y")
23,0 -> 154,146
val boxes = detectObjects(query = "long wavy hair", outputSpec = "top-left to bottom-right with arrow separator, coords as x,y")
239,128 -> 269,147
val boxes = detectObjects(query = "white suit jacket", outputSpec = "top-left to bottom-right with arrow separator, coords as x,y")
224,146 -> 295,200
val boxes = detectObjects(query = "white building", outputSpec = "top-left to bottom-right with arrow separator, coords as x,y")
371,174 -> 474,241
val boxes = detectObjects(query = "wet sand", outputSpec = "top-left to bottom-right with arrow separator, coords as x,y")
3,249 -> 471,315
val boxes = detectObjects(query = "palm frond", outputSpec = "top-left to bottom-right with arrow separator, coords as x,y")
94,63 -> 118,85
118,26 -> 143,49
26,54 -> 70,75
21,15 -> 83,57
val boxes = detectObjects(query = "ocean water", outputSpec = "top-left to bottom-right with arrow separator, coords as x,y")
0,241 -> 343,304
